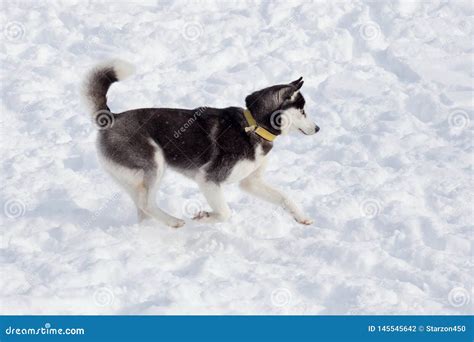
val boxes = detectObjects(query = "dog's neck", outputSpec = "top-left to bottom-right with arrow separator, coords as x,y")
242,109 -> 280,142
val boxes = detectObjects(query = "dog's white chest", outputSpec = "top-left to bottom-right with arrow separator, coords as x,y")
224,145 -> 266,183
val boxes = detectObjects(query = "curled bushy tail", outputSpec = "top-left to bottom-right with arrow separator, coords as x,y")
82,59 -> 134,114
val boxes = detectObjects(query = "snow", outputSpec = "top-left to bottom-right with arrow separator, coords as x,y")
1,0 -> 473,315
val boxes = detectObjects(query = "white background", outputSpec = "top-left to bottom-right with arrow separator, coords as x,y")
1,0 -> 472,314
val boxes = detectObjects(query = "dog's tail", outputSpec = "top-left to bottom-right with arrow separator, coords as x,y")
82,59 -> 135,114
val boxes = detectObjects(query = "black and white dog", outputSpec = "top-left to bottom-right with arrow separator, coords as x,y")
83,60 -> 319,228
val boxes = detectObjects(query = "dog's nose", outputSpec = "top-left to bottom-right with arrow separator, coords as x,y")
315,125 -> 320,133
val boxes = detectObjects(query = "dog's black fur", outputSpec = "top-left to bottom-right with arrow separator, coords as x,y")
98,106 -> 274,183
90,67 -> 308,183
83,60 -> 318,227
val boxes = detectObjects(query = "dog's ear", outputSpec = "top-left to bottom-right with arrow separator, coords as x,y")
290,77 -> 304,90
245,85 -> 294,119
277,85 -> 295,103
291,77 -> 303,85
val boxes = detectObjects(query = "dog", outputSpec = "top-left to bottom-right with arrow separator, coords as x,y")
82,60 -> 319,228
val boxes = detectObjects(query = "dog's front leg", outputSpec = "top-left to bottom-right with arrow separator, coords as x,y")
240,174 -> 313,225
194,181 -> 231,223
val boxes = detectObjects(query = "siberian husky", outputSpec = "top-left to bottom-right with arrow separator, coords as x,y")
83,60 -> 319,228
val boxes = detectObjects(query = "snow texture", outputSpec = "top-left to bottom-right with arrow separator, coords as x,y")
1,0 -> 473,314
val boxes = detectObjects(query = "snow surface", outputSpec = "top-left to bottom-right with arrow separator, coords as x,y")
1,0 -> 473,315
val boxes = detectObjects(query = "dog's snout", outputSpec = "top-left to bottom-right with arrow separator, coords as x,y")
315,125 -> 320,133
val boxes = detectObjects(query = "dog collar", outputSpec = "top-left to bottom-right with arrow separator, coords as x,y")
243,109 -> 277,142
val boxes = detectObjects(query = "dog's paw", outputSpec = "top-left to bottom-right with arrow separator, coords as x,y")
168,218 -> 185,228
193,211 -> 211,220
192,211 -> 230,223
295,217 -> 313,225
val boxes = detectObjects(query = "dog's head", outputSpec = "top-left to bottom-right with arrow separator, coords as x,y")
245,77 -> 319,136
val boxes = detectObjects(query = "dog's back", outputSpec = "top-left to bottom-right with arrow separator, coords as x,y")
97,106 -> 263,180
82,60 -> 265,179
82,60 -> 316,227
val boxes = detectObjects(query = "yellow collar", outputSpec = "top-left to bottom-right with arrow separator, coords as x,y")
243,109 -> 277,142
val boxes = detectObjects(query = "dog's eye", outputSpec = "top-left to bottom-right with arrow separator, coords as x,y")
301,110 -> 306,117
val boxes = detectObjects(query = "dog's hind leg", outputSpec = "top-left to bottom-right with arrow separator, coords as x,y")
193,180 -> 231,223
100,153 -> 184,228
99,157 -> 153,223
137,169 -> 185,228
127,139 -> 185,228
137,208 -> 150,222
121,184 -> 151,223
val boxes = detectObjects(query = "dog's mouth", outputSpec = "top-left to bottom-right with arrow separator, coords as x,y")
298,126 -> 320,135
298,128 -> 311,135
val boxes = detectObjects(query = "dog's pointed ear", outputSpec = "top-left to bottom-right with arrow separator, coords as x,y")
291,77 -> 303,85
290,77 -> 304,90
277,85 -> 295,103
